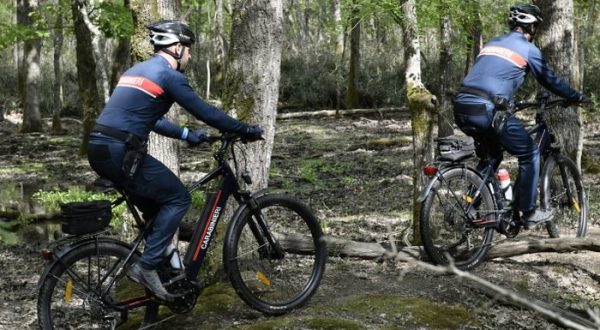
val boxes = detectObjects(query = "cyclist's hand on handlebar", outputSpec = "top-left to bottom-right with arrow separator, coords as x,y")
241,124 -> 263,142
186,128 -> 207,146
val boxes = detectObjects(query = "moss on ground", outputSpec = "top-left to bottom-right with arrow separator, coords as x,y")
339,294 -> 478,329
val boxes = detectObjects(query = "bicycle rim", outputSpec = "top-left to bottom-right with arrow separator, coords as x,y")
420,168 -> 495,270
225,194 -> 327,315
542,156 -> 587,238
37,241 -> 158,329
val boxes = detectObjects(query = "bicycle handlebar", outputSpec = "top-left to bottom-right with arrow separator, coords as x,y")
513,98 -> 590,113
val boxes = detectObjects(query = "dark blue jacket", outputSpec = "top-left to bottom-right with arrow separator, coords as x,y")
461,31 -> 581,102
96,55 -> 247,140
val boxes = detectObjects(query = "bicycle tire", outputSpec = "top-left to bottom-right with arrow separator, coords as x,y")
37,239 -> 159,329
420,167 -> 496,270
224,194 -> 327,315
540,155 -> 587,238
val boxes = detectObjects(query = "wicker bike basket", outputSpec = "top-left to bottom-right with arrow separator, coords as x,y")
60,200 -> 112,235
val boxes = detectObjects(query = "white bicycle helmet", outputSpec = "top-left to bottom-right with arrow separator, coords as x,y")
509,3 -> 543,25
148,20 -> 196,47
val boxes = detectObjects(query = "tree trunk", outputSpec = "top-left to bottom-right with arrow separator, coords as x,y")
109,0 -> 132,94
333,0 -> 344,111
400,0 -> 437,245
217,0 -> 283,284
333,0 -> 344,56
213,0 -> 226,89
579,0 -> 596,89
464,0 -> 482,76
73,0 -> 104,153
19,0 -> 43,133
224,0 -> 282,189
533,0 -> 582,166
346,3 -> 360,109
437,14 -> 454,138
51,6 -> 64,134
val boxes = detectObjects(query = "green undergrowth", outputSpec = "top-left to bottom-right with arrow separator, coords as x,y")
33,187 -> 128,226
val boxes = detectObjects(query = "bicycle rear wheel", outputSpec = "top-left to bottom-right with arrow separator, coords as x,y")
541,155 -> 587,238
420,167 -> 496,270
224,194 -> 327,315
37,239 -> 159,329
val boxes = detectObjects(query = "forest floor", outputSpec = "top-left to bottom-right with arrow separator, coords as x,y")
0,109 -> 600,329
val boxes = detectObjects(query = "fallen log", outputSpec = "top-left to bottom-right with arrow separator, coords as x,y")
276,107 -> 406,120
249,234 -> 600,261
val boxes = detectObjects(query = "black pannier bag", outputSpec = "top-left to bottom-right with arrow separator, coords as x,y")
60,200 -> 112,235
436,135 -> 476,161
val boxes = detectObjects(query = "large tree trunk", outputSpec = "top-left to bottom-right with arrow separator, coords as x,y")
534,0 -> 582,167
223,0 -> 283,190
400,0 -> 437,245
212,0 -> 226,90
345,2 -> 360,109
18,0 -> 43,133
73,0 -> 104,153
51,6 -> 64,134
437,14 -> 454,138
216,0 -> 282,283
109,0 -> 132,93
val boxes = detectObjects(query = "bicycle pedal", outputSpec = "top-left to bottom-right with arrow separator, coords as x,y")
189,279 -> 204,290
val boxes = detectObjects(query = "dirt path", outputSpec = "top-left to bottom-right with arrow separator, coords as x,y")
0,112 -> 599,329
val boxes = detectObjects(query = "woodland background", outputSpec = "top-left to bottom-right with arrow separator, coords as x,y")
2,0 -> 600,329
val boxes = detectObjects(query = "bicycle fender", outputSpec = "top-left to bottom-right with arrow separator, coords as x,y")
417,166 -> 481,203
417,176 -> 441,203
37,237 -> 136,290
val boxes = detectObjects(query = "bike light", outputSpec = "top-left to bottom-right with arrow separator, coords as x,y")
41,249 -> 53,261
422,165 -> 437,176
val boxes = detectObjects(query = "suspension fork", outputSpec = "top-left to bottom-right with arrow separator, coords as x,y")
243,194 -> 285,259
555,157 -> 577,209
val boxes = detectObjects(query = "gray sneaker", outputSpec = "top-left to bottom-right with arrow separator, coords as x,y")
127,262 -> 176,302
523,209 -> 555,229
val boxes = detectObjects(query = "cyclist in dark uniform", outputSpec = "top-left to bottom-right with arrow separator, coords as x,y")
87,20 -> 262,301
453,4 -> 589,229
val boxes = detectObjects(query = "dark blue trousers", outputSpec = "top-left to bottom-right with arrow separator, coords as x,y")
87,134 -> 190,269
453,100 -> 540,212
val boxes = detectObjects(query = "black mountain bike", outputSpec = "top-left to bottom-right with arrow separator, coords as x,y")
419,94 -> 587,270
37,133 -> 327,329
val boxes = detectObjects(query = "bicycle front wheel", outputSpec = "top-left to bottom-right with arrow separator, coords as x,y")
541,155 -> 587,238
37,239 -> 159,329
224,194 -> 327,315
420,167 -> 496,270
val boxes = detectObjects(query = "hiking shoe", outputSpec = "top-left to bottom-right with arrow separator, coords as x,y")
127,262 -> 177,302
523,209 -> 555,230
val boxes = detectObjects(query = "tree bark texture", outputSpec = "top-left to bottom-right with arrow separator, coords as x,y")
73,0 -> 103,153
437,15 -> 454,138
213,0 -> 226,88
333,0 -> 344,57
18,0 -> 43,133
464,0 -> 482,76
151,0 -> 182,175
52,7 -> 64,133
223,0 -> 283,190
534,0 -> 582,165
400,0 -> 437,245
346,3 -> 360,109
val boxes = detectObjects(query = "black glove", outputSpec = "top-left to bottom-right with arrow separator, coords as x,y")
241,124 -> 263,141
186,129 -> 207,146
578,93 -> 592,104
